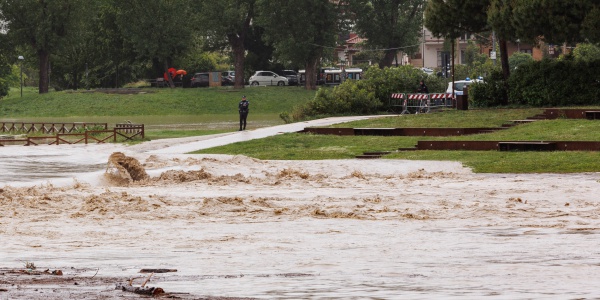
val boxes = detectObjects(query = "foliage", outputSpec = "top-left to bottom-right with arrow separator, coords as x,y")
345,0 -> 425,67
0,54 -> 11,98
508,52 -> 534,71
352,50 -> 384,67
463,40 -> 486,67
363,65 -> 446,104
0,0 -> 90,93
115,0 -> 199,88
469,70 -> 506,107
197,0 -> 256,88
83,0 -> 144,89
511,0 -> 598,45
581,4 -> 600,43
257,0 -> 339,90
572,43 -> 600,62
286,65 -> 451,120
292,80 -> 380,119
451,65 -> 470,82
174,35 -> 225,73
425,0 -> 490,39
469,57 -> 501,79
508,59 -> 600,106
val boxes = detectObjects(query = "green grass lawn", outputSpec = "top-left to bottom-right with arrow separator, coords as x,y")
330,108 -> 544,128
1,86 -> 315,117
3,86 -> 600,173
194,109 -> 600,173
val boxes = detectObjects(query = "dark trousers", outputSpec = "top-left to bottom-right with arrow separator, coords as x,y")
239,112 -> 248,130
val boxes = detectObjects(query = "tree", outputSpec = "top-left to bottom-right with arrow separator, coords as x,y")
508,52 -> 533,71
572,43 -> 600,62
487,0 -> 516,105
0,53 -> 11,98
258,0 -> 339,90
115,0 -> 198,88
0,0 -> 88,93
424,0 -> 490,39
347,0 -> 425,68
511,0 -> 592,45
582,4 -> 600,43
198,0 -> 256,89
86,0 -> 141,88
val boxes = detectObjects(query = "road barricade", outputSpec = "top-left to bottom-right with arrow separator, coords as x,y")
402,94 -> 429,114
390,93 -> 406,113
389,93 -> 454,114
429,93 -> 454,110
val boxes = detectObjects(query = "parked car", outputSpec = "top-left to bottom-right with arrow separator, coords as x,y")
281,70 -> 298,86
249,71 -> 288,86
446,78 -> 483,96
420,67 -> 434,76
221,71 -> 235,86
190,72 -> 209,88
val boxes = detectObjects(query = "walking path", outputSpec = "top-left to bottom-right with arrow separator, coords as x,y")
138,115 -> 394,154
0,115 -> 394,186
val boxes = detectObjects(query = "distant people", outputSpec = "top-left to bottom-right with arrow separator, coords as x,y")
417,80 -> 429,94
238,95 -> 249,131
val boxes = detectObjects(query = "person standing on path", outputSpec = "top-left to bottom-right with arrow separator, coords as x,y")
238,95 -> 249,131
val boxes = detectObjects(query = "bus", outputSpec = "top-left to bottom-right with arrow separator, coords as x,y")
298,68 -> 363,85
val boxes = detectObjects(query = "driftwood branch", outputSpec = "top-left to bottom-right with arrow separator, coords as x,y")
139,268 -> 177,273
116,283 -> 164,296
141,272 -> 153,287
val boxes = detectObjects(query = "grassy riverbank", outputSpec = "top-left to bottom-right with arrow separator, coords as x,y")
3,87 -> 600,173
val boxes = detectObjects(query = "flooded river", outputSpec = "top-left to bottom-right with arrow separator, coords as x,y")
1,118 -> 599,299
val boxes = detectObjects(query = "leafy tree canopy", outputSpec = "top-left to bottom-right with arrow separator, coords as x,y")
346,0 -> 425,67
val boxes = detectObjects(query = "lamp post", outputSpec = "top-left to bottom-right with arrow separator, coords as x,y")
18,56 -> 24,97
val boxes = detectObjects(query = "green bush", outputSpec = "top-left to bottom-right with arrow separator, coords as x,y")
470,70 -> 506,107
364,65 -> 446,109
291,79 -> 380,120
289,65 -> 454,120
509,59 -> 600,106
509,52 -> 534,72
0,54 -> 14,99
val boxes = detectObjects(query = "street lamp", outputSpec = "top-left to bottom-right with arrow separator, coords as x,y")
18,55 -> 24,97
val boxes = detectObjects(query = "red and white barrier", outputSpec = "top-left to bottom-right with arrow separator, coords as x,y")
429,93 -> 453,99
408,94 -> 428,100
390,92 -> 454,114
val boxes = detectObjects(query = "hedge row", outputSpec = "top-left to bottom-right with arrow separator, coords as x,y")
471,59 -> 600,107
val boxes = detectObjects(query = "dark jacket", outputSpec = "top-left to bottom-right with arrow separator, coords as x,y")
239,100 -> 249,113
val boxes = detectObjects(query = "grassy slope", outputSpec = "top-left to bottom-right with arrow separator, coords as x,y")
195,108 -> 600,173
3,87 -> 600,173
1,86 -> 315,117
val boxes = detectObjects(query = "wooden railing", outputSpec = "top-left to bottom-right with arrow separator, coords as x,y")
0,123 -> 144,146
0,122 -> 108,134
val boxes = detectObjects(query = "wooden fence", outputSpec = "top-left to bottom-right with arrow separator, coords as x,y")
0,123 -> 144,146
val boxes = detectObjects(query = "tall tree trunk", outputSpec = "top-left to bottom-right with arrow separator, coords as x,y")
379,49 -> 397,68
228,2 -> 254,90
229,34 -> 245,89
305,57 -> 319,91
73,69 -> 79,90
164,61 -> 174,88
38,49 -> 50,94
499,39 -> 510,106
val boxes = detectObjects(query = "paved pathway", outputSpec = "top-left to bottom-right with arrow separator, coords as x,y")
0,115 -> 394,186
144,115 -> 394,154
